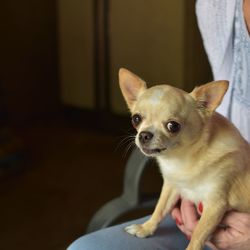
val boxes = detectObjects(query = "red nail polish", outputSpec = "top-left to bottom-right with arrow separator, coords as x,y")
198,202 -> 203,213
175,218 -> 181,225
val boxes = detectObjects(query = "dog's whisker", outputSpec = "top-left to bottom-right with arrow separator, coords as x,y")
122,141 -> 136,158
115,135 -> 136,152
116,137 -> 134,150
118,140 -> 135,156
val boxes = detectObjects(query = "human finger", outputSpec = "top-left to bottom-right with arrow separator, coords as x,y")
171,202 -> 192,237
220,211 -> 250,231
208,226 -> 242,250
181,199 -> 199,234
171,206 -> 183,226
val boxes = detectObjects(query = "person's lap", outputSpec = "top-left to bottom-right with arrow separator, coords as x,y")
67,215 -> 211,250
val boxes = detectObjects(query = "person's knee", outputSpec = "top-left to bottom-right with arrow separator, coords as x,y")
67,235 -> 97,250
66,228 -> 117,250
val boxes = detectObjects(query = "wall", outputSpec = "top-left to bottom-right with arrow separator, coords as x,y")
58,0 -> 95,109
0,0 -> 60,124
0,1 -> 211,124
58,1 -> 212,115
110,0 -> 186,114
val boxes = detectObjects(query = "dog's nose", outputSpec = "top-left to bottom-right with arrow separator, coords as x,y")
139,131 -> 153,145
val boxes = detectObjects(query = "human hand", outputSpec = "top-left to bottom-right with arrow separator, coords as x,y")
171,199 -> 250,250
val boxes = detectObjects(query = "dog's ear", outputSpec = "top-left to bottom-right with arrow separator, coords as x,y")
119,68 -> 147,110
190,81 -> 229,113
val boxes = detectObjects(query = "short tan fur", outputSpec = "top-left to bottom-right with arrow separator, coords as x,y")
119,68 -> 250,250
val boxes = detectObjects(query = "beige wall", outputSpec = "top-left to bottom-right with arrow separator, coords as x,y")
58,0 -> 94,109
110,0 -> 186,114
58,1 -> 211,114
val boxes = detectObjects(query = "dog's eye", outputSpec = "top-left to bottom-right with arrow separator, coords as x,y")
132,114 -> 142,128
165,121 -> 181,133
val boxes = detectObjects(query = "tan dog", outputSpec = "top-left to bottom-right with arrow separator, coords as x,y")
119,68 -> 250,250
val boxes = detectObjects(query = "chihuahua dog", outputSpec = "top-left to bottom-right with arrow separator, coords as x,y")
118,68 -> 250,250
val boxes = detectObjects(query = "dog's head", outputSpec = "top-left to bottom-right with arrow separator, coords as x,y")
119,68 -> 228,157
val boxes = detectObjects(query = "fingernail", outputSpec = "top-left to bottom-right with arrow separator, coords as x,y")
198,202 -> 203,213
175,218 -> 182,225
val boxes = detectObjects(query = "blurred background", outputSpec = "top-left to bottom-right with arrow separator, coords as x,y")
0,0 -> 211,249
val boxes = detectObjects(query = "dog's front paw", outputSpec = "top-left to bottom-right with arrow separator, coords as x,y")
125,224 -> 155,238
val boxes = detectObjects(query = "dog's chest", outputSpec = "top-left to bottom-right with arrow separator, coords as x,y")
180,182 -> 215,203
158,157 -> 215,203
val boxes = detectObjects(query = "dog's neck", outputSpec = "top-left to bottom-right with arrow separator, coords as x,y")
155,115 -> 215,178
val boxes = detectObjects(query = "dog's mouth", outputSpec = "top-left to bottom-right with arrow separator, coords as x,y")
141,147 -> 167,156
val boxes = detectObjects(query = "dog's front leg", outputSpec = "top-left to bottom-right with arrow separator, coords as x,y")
186,199 -> 227,250
125,182 -> 179,238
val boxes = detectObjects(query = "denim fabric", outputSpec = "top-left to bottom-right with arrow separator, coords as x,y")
67,216 -> 211,250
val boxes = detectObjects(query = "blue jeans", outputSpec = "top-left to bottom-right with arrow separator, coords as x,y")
67,216 -> 212,250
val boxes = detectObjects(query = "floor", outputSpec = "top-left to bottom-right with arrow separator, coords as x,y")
0,117 -> 161,250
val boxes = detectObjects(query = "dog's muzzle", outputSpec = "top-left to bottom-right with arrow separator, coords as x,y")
138,131 -> 167,155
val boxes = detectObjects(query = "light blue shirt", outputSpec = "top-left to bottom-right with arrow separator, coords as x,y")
230,0 -> 250,142
196,0 -> 250,142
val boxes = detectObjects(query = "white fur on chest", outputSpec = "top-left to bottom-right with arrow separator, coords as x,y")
157,157 -> 216,203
